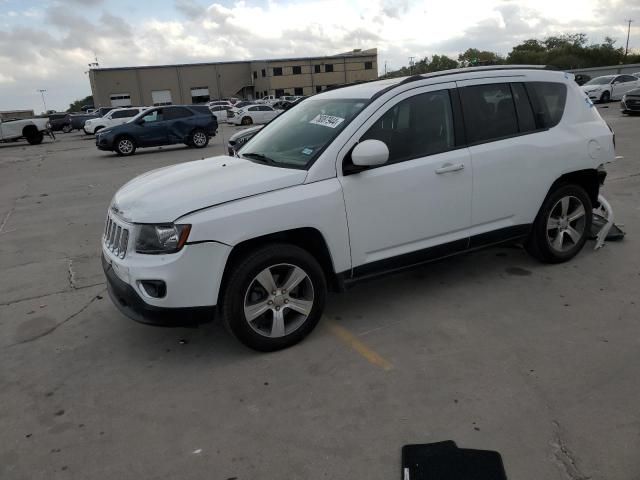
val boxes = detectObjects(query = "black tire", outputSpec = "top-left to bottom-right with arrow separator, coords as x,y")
600,91 -> 610,103
525,184 -> 592,263
114,136 -> 136,156
221,243 -> 327,352
62,124 -> 72,134
26,131 -> 44,145
188,129 -> 209,148
241,116 -> 253,125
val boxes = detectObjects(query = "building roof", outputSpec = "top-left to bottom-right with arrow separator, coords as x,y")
91,49 -> 377,72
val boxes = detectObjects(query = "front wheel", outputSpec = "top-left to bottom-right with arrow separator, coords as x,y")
525,184 -> 592,263
221,244 -> 327,351
114,136 -> 136,156
241,116 -> 253,125
189,129 -> 209,148
62,124 -> 72,134
600,91 -> 611,103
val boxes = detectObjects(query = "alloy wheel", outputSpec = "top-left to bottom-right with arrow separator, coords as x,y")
193,131 -> 207,146
118,138 -> 133,154
243,263 -> 314,338
546,195 -> 587,253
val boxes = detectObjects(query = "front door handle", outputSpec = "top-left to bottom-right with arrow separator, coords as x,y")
435,163 -> 465,174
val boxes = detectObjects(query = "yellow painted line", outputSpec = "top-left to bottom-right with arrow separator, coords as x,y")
326,320 -> 393,371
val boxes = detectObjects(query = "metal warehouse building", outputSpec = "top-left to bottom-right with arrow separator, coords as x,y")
88,48 -> 378,108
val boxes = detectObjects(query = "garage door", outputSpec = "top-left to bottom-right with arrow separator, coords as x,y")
152,90 -> 172,106
110,93 -> 131,107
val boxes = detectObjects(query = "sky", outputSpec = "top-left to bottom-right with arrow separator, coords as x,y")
0,0 -> 638,113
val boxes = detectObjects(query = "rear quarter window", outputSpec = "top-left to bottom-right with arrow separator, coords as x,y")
525,82 -> 567,129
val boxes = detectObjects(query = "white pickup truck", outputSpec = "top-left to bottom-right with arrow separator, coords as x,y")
0,117 -> 52,144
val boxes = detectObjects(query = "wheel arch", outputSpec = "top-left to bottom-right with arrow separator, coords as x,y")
547,168 -> 602,206
219,227 -> 343,301
22,124 -> 38,138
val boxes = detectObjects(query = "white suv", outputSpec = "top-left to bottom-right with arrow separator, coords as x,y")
102,67 -> 614,351
84,107 -> 147,134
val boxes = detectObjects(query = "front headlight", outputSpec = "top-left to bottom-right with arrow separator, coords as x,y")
46,122 -> 51,129
135,224 -> 191,254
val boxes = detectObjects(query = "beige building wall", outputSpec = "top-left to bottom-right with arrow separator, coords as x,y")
90,49 -> 378,105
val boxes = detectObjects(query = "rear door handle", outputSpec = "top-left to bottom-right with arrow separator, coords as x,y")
435,163 -> 465,174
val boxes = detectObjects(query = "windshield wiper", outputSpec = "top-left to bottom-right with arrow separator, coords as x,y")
242,152 -> 277,165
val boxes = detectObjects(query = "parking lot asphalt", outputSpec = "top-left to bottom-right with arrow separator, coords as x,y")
1,110 -> 639,480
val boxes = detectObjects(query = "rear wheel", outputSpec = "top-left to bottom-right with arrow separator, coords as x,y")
26,131 -> 44,145
525,184 -> 592,263
189,129 -> 209,148
62,124 -> 72,133
241,116 -> 253,125
600,91 -> 610,103
221,244 -> 327,351
114,136 -> 136,156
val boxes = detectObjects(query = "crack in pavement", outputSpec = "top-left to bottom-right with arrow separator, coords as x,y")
67,259 -> 76,290
0,207 -> 14,234
0,282 -> 105,307
551,420 -> 591,480
7,288 -> 107,348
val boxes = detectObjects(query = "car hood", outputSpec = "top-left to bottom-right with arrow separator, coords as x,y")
111,156 -> 308,223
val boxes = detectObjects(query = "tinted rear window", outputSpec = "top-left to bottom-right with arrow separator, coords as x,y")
511,83 -> 536,133
460,83 -> 518,144
525,82 -> 567,129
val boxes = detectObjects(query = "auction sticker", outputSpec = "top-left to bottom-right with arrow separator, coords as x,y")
310,114 -> 345,128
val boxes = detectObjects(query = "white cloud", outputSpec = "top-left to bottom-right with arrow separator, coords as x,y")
0,0 -> 637,112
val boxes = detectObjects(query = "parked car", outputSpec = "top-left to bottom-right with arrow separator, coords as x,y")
573,74 -> 591,86
208,100 -> 233,108
228,104 -> 280,125
257,95 -> 278,104
621,87 -> 640,114
69,113 -> 97,131
84,107 -> 147,134
581,74 -> 640,102
101,66 -> 614,351
0,116 -> 52,144
209,104 -> 233,123
227,125 -> 264,155
49,113 -> 72,133
95,105 -> 218,156
272,100 -> 293,111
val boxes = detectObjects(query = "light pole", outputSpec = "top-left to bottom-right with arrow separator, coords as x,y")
624,19 -> 633,61
37,89 -> 47,113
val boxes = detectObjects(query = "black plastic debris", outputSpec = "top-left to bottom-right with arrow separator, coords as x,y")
402,441 -> 507,480
589,214 -> 625,241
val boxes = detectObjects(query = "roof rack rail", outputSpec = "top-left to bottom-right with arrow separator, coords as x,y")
371,65 -> 557,101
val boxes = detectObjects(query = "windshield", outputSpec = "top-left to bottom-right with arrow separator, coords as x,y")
585,76 -> 614,85
240,98 -> 367,169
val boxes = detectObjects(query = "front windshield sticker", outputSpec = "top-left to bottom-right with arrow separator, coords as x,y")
309,114 -> 345,129
301,147 -> 314,155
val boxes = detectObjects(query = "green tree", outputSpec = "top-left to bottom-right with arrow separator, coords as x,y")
427,55 -> 458,72
67,95 -> 94,112
458,48 -> 503,67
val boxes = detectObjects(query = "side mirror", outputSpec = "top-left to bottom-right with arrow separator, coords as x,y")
351,139 -> 389,167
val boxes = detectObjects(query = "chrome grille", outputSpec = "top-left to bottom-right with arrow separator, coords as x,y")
104,213 -> 130,259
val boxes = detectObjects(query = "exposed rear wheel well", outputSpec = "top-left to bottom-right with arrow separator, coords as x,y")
220,228 -> 342,299
22,125 -> 38,138
549,169 -> 601,206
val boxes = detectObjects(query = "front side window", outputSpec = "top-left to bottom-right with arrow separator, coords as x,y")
460,83 -> 518,144
141,109 -> 163,123
241,98 -> 367,169
526,82 -> 567,129
361,90 -> 455,164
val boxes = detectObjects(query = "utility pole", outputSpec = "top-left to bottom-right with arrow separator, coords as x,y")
384,60 -> 387,76
624,19 -> 633,60
37,89 -> 47,113
408,56 -> 415,75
